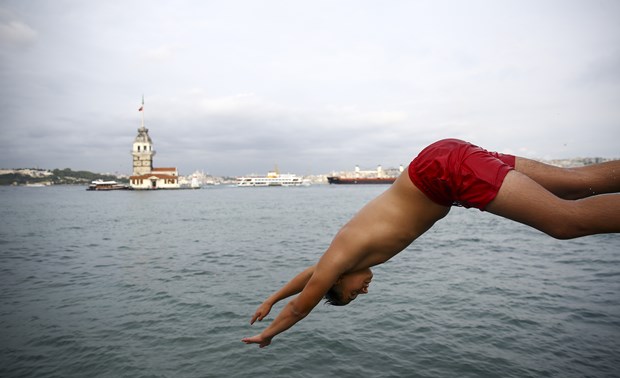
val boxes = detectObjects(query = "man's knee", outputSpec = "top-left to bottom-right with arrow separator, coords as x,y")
516,159 -> 593,200
541,215 -> 588,240
556,169 -> 597,200
544,226 -> 577,240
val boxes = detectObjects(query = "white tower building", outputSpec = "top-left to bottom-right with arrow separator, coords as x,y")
129,97 -> 180,190
131,126 -> 155,176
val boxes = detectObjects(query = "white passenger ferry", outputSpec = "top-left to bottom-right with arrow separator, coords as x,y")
237,170 -> 305,187
87,180 -> 131,191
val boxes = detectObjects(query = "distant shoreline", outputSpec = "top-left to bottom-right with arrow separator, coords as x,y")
1,156 -> 617,186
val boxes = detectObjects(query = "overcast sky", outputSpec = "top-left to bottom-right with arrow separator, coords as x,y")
1,0 -> 619,176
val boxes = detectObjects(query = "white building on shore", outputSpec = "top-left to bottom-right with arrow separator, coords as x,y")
129,98 -> 180,190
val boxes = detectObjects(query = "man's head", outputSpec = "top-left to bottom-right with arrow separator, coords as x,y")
324,268 -> 373,306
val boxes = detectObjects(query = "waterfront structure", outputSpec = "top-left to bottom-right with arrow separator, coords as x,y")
129,98 -> 180,190
131,123 -> 155,176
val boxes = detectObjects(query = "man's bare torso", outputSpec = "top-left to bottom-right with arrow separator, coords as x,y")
325,173 -> 451,273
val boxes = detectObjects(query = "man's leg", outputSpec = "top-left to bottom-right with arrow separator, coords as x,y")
515,158 -> 620,200
485,170 -> 620,239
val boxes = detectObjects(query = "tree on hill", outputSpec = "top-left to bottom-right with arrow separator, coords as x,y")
0,168 -> 127,185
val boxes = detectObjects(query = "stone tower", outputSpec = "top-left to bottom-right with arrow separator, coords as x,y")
131,126 -> 155,176
131,96 -> 156,176
129,97 -> 179,189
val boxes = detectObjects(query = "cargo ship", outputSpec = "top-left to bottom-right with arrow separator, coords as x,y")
326,176 -> 396,185
326,165 -> 403,185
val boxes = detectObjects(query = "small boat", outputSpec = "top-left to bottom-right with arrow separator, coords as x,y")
87,180 -> 132,191
190,176 -> 201,189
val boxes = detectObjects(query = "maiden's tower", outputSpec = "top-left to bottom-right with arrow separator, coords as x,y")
129,98 -> 180,189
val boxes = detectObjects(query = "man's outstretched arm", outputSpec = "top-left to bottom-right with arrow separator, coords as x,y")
249,265 -> 315,324
242,251 -> 351,347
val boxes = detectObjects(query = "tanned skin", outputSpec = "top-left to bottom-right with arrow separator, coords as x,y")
242,157 -> 620,348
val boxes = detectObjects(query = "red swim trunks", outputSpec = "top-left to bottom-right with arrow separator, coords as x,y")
408,139 -> 516,210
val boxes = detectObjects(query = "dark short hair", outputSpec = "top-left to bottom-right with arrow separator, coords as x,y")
324,286 -> 347,306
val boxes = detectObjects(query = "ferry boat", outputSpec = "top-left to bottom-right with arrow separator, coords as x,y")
87,180 -> 132,191
237,170 -> 305,187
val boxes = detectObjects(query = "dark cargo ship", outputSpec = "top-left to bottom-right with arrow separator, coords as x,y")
326,176 -> 396,185
327,165 -> 403,185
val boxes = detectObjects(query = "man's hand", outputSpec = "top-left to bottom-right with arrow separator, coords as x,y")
250,302 -> 273,325
241,333 -> 272,348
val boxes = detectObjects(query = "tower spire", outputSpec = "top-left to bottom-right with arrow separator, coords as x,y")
138,95 -> 145,128
131,95 -> 154,177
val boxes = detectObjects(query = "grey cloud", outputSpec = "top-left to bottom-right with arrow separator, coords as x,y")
0,8 -> 37,48
1,1 -> 619,175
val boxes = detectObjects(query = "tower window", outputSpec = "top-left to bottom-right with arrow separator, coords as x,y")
137,146 -> 140,152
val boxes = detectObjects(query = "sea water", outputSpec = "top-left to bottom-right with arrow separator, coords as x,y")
0,185 -> 619,378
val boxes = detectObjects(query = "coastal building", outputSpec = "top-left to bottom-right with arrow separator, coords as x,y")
129,98 -> 180,189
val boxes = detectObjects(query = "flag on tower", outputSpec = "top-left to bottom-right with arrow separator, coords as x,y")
138,95 -> 144,111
